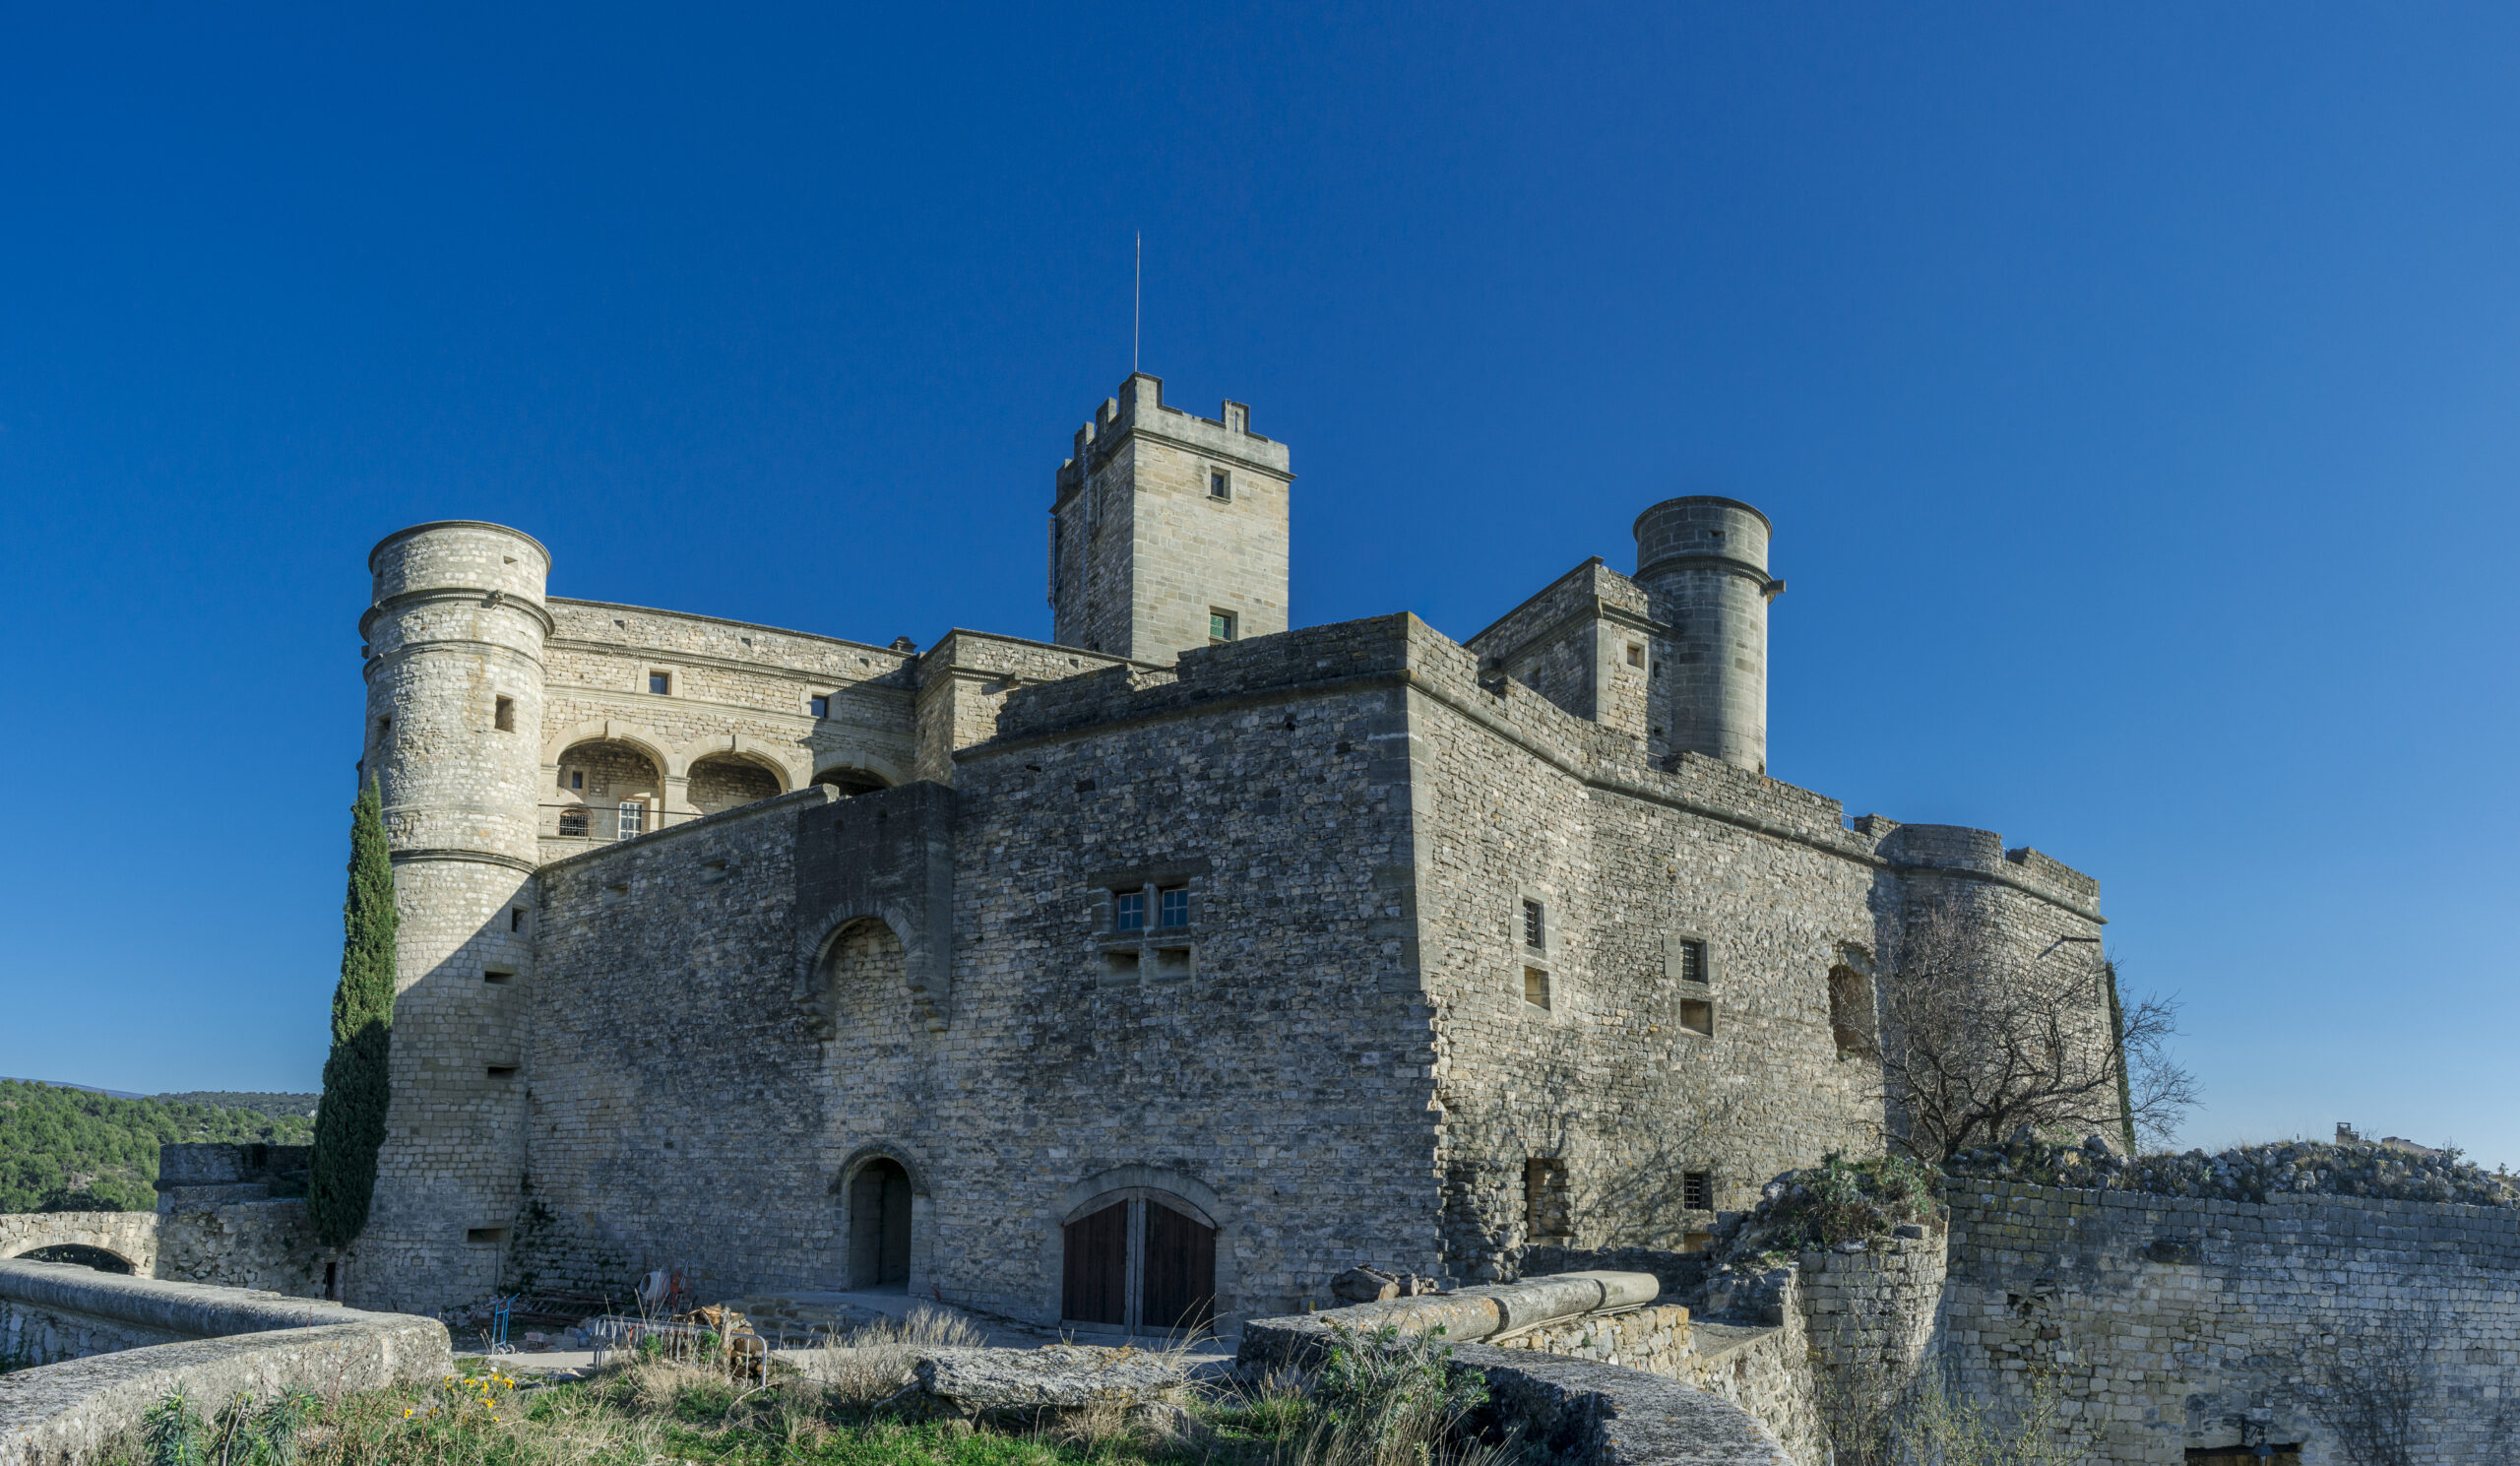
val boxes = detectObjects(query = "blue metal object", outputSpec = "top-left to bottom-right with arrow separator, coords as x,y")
488,1293 -> 521,1355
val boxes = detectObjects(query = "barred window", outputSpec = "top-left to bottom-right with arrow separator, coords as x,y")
1683,1172 -> 1712,1211
1674,939 -> 1706,985
558,808 -> 589,838
1523,900 -> 1545,950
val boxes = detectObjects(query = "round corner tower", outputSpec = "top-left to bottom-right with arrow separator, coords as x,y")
1633,496 -> 1778,774
352,521 -> 550,1311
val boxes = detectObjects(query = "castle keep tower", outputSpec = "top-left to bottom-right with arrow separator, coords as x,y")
352,522 -> 549,1309
1634,496 -> 1781,773
1049,372 -> 1292,664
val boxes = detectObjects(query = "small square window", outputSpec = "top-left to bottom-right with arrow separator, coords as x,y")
494,695 -> 516,731
1159,886 -> 1189,927
1209,469 -> 1231,500
649,671 -> 671,695
1210,610 -> 1236,644
1522,900 -> 1545,951
1625,644 -> 1643,668
1683,1172 -> 1712,1211
1679,997 -> 1715,1036
1524,966 -> 1551,1010
809,695 -> 830,719
1115,891 -> 1147,932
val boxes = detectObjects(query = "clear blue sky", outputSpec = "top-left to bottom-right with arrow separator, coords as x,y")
3,5 -> 2513,1165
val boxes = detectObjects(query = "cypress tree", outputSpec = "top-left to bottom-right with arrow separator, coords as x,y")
309,779 -> 398,1248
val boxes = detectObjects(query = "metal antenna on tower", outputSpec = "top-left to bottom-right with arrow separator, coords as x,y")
1133,231 -> 1142,373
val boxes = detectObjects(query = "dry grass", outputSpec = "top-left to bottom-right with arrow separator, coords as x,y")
792,1303 -> 990,1407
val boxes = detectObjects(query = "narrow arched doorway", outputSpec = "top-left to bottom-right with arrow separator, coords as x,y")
849,1159 -> 914,1290
1061,1190 -> 1216,1334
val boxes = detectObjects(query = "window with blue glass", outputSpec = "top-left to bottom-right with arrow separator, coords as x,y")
1115,891 -> 1146,932
1159,886 -> 1189,927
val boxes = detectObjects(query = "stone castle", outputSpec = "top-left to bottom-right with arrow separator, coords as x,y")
346,369 -> 2110,1327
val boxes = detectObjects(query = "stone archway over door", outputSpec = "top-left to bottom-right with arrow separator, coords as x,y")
1060,1191 -> 1215,1333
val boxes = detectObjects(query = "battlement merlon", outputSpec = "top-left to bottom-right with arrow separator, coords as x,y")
1053,372 -> 1293,501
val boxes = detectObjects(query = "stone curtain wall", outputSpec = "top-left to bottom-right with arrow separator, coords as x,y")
156,1201 -> 326,1300
1402,613 -> 1893,1274
1942,1180 -> 2520,1463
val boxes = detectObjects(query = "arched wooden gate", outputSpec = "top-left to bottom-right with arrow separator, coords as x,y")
1060,1189 -> 1215,1334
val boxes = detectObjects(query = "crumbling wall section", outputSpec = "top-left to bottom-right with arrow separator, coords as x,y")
1942,1179 -> 2520,1463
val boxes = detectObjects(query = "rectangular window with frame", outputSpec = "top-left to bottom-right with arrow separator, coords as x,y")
1209,610 -> 1236,644
1674,938 -> 1706,985
649,671 -> 671,695
1523,967 -> 1551,1010
558,808 -> 589,838
1209,468 -> 1231,500
809,695 -> 830,718
1159,886 -> 1189,927
1114,891 -> 1147,932
1522,900 -> 1545,951
1683,1172 -> 1712,1211
494,695 -> 516,731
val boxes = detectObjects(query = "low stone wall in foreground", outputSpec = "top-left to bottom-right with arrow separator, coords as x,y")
0,1260 -> 448,1466
1239,1271 -> 1793,1466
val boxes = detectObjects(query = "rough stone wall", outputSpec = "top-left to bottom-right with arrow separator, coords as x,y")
1797,1234 -> 1946,1382
687,753 -> 783,814
1491,1303 -> 1695,1375
513,791 -> 831,1306
155,1202 -> 325,1299
1050,373 -> 1292,666
1942,1180 -> 2520,1463
0,1215 -> 158,1274
935,623 -> 1429,1323
1403,617 -> 1890,1279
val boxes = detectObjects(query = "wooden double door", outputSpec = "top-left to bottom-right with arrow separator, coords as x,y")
1061,1191 -> 1216,1334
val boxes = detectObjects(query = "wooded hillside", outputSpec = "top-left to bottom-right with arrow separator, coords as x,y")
0,1079 -> 316,1212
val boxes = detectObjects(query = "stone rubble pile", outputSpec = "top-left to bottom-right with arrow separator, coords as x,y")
1941,1131 -> 2518,1208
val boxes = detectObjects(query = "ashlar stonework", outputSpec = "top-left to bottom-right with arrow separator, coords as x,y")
340,369 -> 2112,1330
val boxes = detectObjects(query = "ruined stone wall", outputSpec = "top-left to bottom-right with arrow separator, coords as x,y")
154,1201 -> 326,1299
1942,1180 -> 2520,1463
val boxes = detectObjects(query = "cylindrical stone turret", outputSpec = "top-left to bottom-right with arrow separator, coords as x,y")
1634,497 -> 1779,774
351,521 -> 550,1311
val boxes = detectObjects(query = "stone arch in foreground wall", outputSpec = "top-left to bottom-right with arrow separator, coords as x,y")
1051,1167 -> 1231,1337
0,1210 -> 159,1275
811,762 -> 898,797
